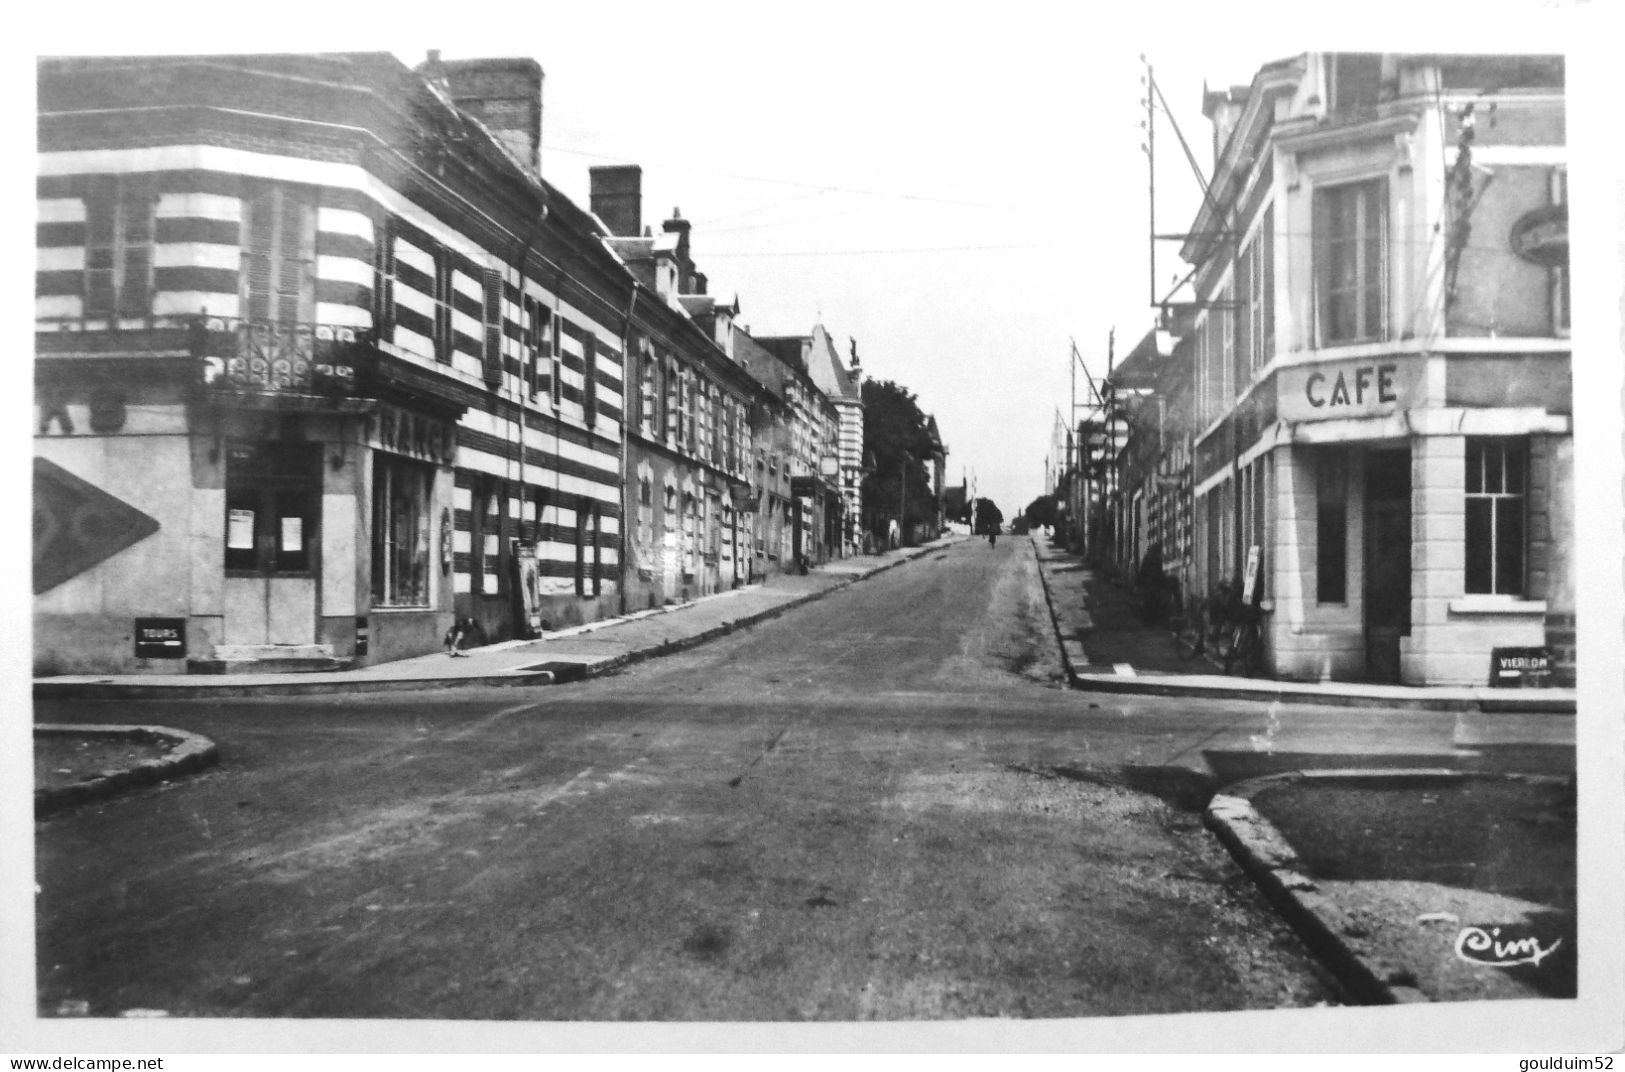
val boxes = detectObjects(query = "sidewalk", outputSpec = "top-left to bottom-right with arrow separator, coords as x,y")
33,537 -> 964,700
1030,535 -> 1576,715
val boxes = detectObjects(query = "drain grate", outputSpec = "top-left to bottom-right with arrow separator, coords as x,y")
515,661 -> 589,682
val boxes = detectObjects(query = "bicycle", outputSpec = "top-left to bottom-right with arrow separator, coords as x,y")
1174,582 -> 1230,662
1217,602 -> 1264,676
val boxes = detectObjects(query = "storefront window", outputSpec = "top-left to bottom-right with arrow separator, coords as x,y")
371,456 -> 431,607
1466,439 -> 1526,595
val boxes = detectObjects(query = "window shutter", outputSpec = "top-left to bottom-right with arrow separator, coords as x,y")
376,217 -> 396,340
481,267 -> 504,386
83,176 -> 117,319
582,332 -> 598,426
242,185 -> 278,322
117,176 -> 156,319
277,191 -> 314,324
432,250 -> 451,363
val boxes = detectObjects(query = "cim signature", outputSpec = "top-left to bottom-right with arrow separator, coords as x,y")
1455,925 -> 1563,967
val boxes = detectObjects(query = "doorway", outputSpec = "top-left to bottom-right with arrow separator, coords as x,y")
1363,448 -> 1411,682
222,441 -> 321,646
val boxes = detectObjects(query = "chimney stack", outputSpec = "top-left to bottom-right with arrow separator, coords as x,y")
663,207 -> 695,293
589,165 -> 643,237
434,57 -> 545,174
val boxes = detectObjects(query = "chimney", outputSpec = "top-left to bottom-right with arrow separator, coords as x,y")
435,57 -> 545,174
1202,83 -> 1248,172
663,207 -> 694,292
589,165 -> 642,237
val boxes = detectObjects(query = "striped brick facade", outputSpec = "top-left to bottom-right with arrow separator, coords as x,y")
34,54 -> 633,672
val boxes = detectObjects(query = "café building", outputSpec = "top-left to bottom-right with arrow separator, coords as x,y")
1180,51 -> 1572,686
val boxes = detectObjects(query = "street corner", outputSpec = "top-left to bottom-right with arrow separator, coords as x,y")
34,722 -> 219,818
1205,769 -> 1577,1005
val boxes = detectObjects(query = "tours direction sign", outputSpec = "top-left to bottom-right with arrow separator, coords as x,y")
34,458 -> 161,594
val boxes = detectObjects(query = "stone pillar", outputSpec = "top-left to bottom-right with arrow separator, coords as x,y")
1403,433 -> 1465,683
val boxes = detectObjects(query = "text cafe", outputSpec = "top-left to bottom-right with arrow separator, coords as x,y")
1262,354 -> 1572,687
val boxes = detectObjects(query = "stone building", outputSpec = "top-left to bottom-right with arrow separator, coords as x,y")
754,325 -> 864,556
590,167 -> 758,606
735,326 -> 842,574
1176,52 -> 1571,685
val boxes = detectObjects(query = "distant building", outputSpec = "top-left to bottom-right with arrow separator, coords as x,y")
593,169 -> 758,606
735,326 -> 841,574
755,326 -> 864,556
1173,52 -> 1570,685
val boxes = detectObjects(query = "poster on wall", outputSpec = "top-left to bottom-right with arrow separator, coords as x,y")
513,542 -> 542,637
1241,544 -> 1261,605
227,508 -> 255,550
280,516 -> 303,552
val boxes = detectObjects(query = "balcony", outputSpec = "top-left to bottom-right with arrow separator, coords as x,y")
192,316 -> 363,400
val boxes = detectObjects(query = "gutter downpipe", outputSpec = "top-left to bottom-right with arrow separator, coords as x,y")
618,284 -> 639,615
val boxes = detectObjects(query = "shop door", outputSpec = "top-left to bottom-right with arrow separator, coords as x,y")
223,442 -> 321,646
1363,449 -> 1411,683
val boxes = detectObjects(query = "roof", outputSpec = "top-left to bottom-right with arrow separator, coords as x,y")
806,324 -> 859,402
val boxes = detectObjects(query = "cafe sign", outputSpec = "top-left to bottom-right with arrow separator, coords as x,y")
1277,356 -> 1425,423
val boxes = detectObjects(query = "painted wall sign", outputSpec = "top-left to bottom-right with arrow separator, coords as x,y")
134,617 -> 186,659
1509,204 -> 1567,268
34,458 -> 162,594
1489,646 -> 1553,688
1277,357 -> 1425,423
367,404 -> 456,465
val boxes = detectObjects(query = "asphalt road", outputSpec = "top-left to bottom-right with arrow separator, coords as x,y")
34,537 -> 1572,1021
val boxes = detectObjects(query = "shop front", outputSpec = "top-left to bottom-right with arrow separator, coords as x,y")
1265,351 -> 1572,686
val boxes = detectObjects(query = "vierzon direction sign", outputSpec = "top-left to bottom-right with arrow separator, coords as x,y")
33,457 -> 161,594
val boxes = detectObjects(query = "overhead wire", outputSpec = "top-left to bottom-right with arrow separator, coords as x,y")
542,142 -> 1019,211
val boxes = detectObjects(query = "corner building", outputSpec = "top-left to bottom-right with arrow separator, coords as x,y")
34,53 -> 634,673
1180,53 -> 1572,685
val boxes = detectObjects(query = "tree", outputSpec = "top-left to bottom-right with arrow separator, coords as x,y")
1024,494 -> 1059,530
973,497 -> 1004,535
861,378 -> 937,541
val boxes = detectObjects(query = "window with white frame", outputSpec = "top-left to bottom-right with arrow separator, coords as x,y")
1315,178 -> 1388,345
1236,204 -> 1275,378
1465,438 -> 1526,596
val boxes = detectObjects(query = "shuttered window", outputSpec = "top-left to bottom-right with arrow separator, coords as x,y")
582,331 -> 598,426
241,184 -> 315,324
432,250 -> 454,362
83,174 -> 157,320
482,268 -> 504,385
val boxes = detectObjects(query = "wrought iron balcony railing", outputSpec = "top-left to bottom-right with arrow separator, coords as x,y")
190,316 -> 364,397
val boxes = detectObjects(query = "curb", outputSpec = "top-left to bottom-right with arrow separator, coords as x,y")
33,542 -> 952,700
34,723 -> 219,817
1202,768 -> 1570,1005
1029,538 -> 1575,716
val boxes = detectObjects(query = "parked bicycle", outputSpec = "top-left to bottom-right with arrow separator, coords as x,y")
1173,578 -> 1264,675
